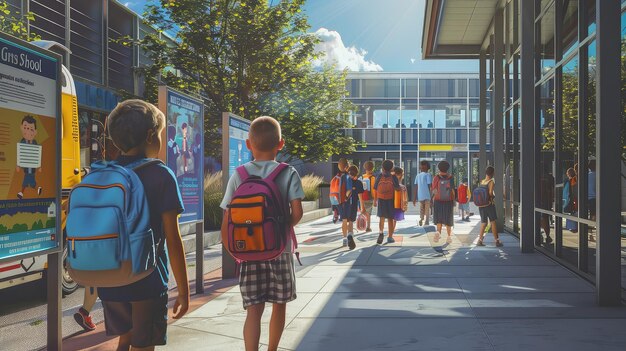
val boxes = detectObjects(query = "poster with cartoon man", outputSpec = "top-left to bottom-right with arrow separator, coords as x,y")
0,35 -> 60,260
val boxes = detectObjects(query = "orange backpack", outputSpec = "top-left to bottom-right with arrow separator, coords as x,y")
329,173 -> 347,205
376,174 -> 394,200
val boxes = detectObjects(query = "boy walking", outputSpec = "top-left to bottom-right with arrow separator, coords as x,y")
343,165 -> 365,250
360,161 -> 376,232
432,161 -> 455,243
457,178 -> 471,221
374,160 -> 400,244
476,166 -> 503,247
413,160 -> 432,226
220,116 -> 304,351
98,100 -> 189,351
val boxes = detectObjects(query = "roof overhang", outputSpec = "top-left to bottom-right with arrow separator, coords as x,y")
422,0 -> 500,59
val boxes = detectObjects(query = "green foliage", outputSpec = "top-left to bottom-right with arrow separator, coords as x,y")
31,219 -> 43,230
0,1 -> 40,41
0,223 -> 6,234
301,174 -> 323,201
203,171 -> 223,230
45,218 -> 55,228
12,223 -> 28,232
123,0 -> 358,163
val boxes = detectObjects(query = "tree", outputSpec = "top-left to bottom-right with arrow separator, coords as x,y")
0,1 -> 40,41
125,0 -> 357,162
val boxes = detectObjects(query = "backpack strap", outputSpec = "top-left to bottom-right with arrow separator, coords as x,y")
126,158 -> 164,171
266,162 -> 289,181
236,165 -> 250,182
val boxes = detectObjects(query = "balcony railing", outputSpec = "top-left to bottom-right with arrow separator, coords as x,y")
343,128 -> 489,144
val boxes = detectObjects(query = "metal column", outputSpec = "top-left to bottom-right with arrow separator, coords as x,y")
46,252 -> 62,351
595,0 -> 622,306
493,8 -> 505,229
479,51 -> 487,177
519,0 -> 535,253
195,222 -> 204,294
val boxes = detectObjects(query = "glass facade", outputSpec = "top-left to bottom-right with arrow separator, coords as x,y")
480,0 -> 625,294
342,74 -> 491,198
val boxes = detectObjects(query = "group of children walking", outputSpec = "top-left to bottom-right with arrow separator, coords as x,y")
332,158 -> 503,248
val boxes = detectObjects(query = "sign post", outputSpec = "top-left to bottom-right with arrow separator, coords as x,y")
0,33 -> 62,350
221,112 -> 252,279
158,87 -> 205,293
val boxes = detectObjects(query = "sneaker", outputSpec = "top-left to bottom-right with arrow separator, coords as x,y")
366,228 -> 372,233
376,233 -> 384,245
476,239 -> 485,246
495,240 -> 504,247
424,221 -> 430,226
347,234 -> 356,250
419,219 -> 423,226
545,236 -> 553,244
433,232 -> 441,243
387,236 -> 395,244
37,186 -> 42,196
342,238 -> 348,247
74,307 -> 96,331
17,192 -> 23,200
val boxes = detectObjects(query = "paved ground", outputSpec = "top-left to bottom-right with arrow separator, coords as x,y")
158,207 -> 626,351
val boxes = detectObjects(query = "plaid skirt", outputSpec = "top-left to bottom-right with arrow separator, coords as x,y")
239,253 -> 297,309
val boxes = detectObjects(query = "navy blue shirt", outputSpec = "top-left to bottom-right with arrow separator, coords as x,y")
98,155 -> 184,302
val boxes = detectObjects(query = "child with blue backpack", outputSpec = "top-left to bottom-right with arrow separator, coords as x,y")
220,116 -> 304,351
95,100 -> 189,350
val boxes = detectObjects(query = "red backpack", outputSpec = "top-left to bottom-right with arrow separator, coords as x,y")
432,174 -> 453,202
458,183 -> 469,204
376,174 -> 394,200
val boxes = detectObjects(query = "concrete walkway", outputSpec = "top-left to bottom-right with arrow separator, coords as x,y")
159,208 -> 626,351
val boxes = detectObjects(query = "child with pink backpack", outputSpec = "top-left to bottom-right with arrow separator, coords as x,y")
220,116 -> 304,351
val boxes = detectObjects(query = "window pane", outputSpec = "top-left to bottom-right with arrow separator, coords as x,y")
538,3 -> 555,76
373,110 -> 387,128
403,79 -> 418,97
388,110 -> 401,128
538,78 -> 555,248
362,80 -> 385,97
561,0 -> 579,59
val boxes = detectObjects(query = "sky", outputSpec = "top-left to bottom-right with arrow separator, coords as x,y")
123,0 -> 478,73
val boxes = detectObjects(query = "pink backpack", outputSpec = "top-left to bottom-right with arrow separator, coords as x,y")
226,163 -> 298,262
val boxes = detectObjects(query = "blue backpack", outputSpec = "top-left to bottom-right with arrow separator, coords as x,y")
65,158 -> 162,287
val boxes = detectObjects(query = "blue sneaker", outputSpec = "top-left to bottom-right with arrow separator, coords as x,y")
387,236 -> 395,244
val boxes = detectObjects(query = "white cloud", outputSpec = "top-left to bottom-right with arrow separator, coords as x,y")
124,2 -> 134,7
313,28 -> 383,72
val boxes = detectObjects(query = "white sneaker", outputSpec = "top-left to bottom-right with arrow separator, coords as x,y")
342,238 -> 348,247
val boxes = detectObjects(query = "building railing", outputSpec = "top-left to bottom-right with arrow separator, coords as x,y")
343,128 -> 489,144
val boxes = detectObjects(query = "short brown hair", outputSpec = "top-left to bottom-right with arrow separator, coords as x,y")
249,116 -> 281,152
420,160 -> 430,171
107,99 -> 164,152
347,165 -> 359,177
393,167 -> 404,177
485,166 -> 495,177
338,158 -> 348,167
363,160 -> 374,172
438,160 -> 450,172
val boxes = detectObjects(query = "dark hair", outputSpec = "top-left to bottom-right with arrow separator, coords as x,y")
181,122 -> 188,129
393,166 -> 404,177
567,167 -> 576,178
107,99 -> 165,152
438,160 -> 450,173
249,116 -> 281,152
420,160 -> 430,170
21,115 -> 37,129
347,165 -> 359,177
462,178 -> 468,183
382,159 -> 394,172
485,166 -> 495,177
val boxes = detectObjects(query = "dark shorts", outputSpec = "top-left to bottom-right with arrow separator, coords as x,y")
479,205 -> 497,224
433,201 -> 454,226
102,295 -> 168,348
240,253 -> 296,309
377,199 -> 395,219
339,202 -> 357,222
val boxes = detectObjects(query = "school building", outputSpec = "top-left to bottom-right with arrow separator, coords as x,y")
422,0 -> 625,304
4,0 -> 172,166
337,72 -> 492,207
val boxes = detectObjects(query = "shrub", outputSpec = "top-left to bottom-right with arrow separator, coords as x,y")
301,174 -> 323,201
204,171 -> 223,230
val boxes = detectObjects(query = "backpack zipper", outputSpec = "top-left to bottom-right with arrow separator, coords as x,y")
67,234 -> 119,258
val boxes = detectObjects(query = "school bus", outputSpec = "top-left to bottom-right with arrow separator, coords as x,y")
0,41 -> 83,295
